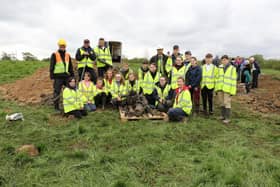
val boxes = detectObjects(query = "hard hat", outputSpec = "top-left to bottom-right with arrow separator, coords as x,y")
57,39 -> 67,46
156,45 -> 164,50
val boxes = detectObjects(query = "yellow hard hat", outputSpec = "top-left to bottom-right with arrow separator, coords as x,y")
57,39 -> 67,46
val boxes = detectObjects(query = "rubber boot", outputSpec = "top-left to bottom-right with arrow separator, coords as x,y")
219,106 -> 226,120
101,94 -> 106,110
223,108 -> 231,124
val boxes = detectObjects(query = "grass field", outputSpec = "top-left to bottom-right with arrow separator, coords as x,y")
0,61 -> 279,187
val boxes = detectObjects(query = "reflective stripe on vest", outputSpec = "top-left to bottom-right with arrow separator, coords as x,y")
201,64 -> 215,89
215,65 -> 237,95
78,48 -> 94,69
156,84 -> 170,100
171,66 -> 187,89
142,71 -> 160,94
173,89 -> 192,115
94,47 -> 112,68
54,52 -> 70,74
63,88 -> 82,113
78,81 -> 95,104
126,80 -> 140,93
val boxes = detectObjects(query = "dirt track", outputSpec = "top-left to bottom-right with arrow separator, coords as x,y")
0,68 -> 279,114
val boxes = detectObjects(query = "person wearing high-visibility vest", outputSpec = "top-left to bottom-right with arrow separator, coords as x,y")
201,53 -> 218,115
111,73 -> 127,107
50,39 -> 74,112
170,56 -> 188,90
142,63 -> 160,106
215,55 -> 237,124
78,72 -> 96,112
167,77 -> 192,121
120,61 -> 134,80
94,38 -> 113,77
126,73 -> 141,95
63,77 -> 87,119
104,68 -> 115,101
94,77 -> 108,110
150,46 -> 172,78
154,76 -> 175,113
137,60 -> 149,82
75,39 -> 97,83
185,57 -> 202,115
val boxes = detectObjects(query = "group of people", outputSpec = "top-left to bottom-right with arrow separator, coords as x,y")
50,38 -> 260,124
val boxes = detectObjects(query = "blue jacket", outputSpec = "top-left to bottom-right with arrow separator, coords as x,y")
185,65 -> 202,88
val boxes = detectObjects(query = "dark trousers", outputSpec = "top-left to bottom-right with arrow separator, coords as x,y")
78,67 -> 97,84
97,65 -> 111,78
252,70 -> 259,88
245,82 -> 251,93
66,109 -> 87,119
145,94 -> 156,106
201,87 -> 214,113
94,93 -> 107,108
168,108 -> 187,121
53,78 -> 67,110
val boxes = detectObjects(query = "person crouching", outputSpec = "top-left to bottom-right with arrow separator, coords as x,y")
63,77 -> 87,119
167,77 -> 192,121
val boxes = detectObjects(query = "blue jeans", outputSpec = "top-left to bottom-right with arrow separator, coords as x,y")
167,108 -> 187,121
84,103 -> 96,112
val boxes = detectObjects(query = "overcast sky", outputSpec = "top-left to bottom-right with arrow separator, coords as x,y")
0,0 -> 279,60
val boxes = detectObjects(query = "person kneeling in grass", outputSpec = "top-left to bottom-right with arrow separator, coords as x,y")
94,77 -> 108,110
167,77 -> 192,121
78,72 -> 96,112
63,77 -> 87,119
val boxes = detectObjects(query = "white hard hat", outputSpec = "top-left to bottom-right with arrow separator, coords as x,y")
156,45 -> 164,50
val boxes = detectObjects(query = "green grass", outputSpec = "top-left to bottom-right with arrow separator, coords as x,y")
0,60 -> 47,84
262,69 -> 280,80
0,61 -> 280,186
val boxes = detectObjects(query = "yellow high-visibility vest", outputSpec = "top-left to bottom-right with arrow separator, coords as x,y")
63,87 -> 83,113
173,89 -> 192,115
54,51 -> 70,74
78,48 -> 94,69
78,81 -> 95,104
201,64 -> 217,89
94,47 -> 112,68
215,64 -> 237,95
142,71 -> 160,94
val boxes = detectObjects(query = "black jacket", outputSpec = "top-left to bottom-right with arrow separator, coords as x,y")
75,46 -> 96,62
50,50 -> 74,79
150,54 -> 168,76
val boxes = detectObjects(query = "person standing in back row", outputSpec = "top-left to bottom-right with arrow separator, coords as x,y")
200,53 -> 217,116
94,38 -> 113,77
215,55 -> 237,124
75,39 -> 97,83
249,56 -> 261,89
150,46 -> 172,78
50,39 -> 74,112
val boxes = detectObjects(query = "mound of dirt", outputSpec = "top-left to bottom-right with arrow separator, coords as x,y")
0,67 -> 53,105
235,74 -> 280,114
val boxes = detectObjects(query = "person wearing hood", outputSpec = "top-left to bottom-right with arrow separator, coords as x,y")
185,57 -> 202,115
170,56 -> 188,90
142,63 -> 160,106
138,60 -> 149,82
167,77 -> 192,121
50,39 -> 74,112
63,77 -> 87,119
120,61 -> 133,80
111,73 -> 127,107
75,39 -> 97,83
154,76 -> 175,112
